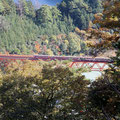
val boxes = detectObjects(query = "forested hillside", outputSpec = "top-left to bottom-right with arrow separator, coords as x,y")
0,0 -> 102,55
0,0 -> 120,120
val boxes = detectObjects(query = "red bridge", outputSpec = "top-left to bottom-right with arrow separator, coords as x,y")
0,54 -> 113,71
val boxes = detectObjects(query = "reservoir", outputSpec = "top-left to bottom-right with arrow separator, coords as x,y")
82,63 -> 109,81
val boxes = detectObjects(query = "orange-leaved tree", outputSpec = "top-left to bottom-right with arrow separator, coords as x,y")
87,0 -> 120,120
87,0 -> 120,52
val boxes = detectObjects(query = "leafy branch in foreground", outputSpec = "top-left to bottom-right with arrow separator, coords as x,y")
86,0 -> 120,119
0,61 -> 90,120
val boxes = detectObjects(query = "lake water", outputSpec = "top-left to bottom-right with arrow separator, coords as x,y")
82,71 -> 102,81
82,63 -> 109,81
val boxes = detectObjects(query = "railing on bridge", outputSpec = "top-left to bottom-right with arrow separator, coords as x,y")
0,54 -> 113,71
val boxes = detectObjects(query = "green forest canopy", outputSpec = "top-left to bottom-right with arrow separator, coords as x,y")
0,0 -> 102,55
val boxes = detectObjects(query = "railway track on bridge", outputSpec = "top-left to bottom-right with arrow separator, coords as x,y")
0,55 -> 113,71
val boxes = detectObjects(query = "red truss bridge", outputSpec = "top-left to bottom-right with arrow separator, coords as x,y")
0,54 -> 113,71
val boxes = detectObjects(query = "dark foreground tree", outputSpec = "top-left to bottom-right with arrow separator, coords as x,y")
88,74 -> 120,120
0,61 -> 89,120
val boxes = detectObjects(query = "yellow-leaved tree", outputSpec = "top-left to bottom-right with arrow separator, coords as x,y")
0,60 -> 90,120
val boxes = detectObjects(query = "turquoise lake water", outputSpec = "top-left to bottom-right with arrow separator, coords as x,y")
82,71 -> 102,81
82,63 -> 109,81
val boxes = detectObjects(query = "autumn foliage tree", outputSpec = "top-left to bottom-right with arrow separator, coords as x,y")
87,0 -> 120,51
87,0 -> 120,119
0,61 -> 90,120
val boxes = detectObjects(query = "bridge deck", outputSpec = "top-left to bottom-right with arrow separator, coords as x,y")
0,54 -> 113,63
0,54 -> 113,71
34,55 -> 113,63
